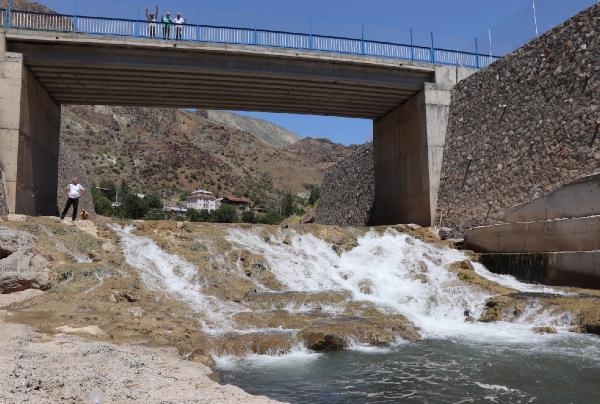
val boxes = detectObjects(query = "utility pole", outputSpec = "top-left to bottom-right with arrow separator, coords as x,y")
532,0 -> 539,37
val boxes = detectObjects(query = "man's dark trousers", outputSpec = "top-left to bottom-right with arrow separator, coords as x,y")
61,197 -> 79,221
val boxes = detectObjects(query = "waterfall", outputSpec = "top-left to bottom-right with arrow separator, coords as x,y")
113,225 -> 574,345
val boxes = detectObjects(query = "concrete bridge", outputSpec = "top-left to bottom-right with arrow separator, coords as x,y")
0,9 -> 477,225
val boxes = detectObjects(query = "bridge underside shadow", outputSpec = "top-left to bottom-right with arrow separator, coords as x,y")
0,31 -> 473,225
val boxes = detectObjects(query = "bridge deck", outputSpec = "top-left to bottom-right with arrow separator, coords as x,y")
6,30 -> 438,118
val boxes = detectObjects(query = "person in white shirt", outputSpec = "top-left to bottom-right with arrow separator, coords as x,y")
60,177 -> 85,221
173,12 -> 186,40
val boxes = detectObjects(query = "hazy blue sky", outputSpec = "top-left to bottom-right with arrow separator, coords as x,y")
35,0 -> 596,144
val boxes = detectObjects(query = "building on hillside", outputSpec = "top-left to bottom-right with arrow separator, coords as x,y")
186,189 -> 219,211
222,195 -> 251,212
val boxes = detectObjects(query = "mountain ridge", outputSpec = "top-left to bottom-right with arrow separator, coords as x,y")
206,110 -> 301,149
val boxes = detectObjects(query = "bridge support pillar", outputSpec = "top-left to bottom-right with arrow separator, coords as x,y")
372,82 -> 452,226
0,52 -> 61,215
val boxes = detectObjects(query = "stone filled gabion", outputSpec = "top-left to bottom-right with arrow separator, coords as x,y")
315,143 -> 374,226
436,3 -> 600,237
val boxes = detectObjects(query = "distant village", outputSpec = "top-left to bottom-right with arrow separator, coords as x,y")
165,189 -> 252,215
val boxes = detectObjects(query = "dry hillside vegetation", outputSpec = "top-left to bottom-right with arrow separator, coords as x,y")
62,106 -> 354,206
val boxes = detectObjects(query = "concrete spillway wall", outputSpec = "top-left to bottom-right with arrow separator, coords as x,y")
436,3 -> 600,236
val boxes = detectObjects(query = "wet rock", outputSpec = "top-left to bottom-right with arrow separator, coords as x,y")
358,280 -> 374,295
210,332 -> 294,356
233,310 -> 319,330
479,295 -> 527,323
532,326 -> 557,334
439,227 -> 453,240
244,291 -> 351,311
187,348 -> 216,369
447,260 -> 475,272
300,315 -> 420,351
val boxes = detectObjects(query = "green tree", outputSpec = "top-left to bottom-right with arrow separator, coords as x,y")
145,192 -> 163,209
144,208 -> 166,220
98,179 -> 117,201
214,205 -> 239,223
189,208 -> 214,223
281,191 -> 295,217
91,187 -> 112,216
257,210 -> 284,225
179,190 -> 191,201
306,184 -> 321,206
117,192 -> 148,219
241,210 -> 257,223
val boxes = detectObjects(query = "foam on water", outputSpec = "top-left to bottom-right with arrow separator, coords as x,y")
214,344 -> 322,370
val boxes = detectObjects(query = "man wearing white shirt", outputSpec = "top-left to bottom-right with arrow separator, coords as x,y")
173,12 -> 186,40
60,177 -> 85,221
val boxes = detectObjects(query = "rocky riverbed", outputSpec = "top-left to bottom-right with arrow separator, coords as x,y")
0,215 -> 599,402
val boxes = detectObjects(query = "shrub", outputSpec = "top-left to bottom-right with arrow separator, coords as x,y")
214,205 -> 239,223
241,210 -> 257,224
144,208 -> 166,220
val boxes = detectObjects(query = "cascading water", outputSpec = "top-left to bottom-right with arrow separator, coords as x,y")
114,225 -> 246,334
115,224 -> 575,342
225,227 -> 570,342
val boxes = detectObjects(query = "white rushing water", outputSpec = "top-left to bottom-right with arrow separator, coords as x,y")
113,225 -> 245,334
113,224 -> 578,347
226,227 -> 571,342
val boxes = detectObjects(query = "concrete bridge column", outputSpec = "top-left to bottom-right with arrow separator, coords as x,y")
0,47 -> 61,215
371,67 -> 464,226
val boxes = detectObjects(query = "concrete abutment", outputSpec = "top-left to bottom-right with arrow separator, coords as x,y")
0,46 -> 61,215
371,66 -> 471,226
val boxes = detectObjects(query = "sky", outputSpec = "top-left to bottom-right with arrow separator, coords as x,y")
34,0 -> 596,145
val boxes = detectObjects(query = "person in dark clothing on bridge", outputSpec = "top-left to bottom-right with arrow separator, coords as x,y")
60,177 -> 85,222
162,12 -> 173,39
146,5 -> 159,37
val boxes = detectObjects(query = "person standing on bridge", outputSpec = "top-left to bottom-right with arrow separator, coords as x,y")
162,12 -> 173,39
60,177 -> 85,222
146,5 -> 159,37
173,12 -> 186,40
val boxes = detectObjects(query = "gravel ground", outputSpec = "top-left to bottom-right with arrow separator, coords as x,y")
0,319 -> 282,404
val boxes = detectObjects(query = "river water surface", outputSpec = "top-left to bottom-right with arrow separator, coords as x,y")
218,336 -> 600,403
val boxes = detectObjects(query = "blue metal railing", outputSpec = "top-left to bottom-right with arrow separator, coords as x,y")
2,8 -> 501,68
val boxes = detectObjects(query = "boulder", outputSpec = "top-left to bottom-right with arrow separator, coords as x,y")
300,315 -> 420,352
0,227 -> 50,294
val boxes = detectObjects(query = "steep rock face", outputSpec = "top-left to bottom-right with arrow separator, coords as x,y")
314,143 -> 374,226
437,3 -> 600,236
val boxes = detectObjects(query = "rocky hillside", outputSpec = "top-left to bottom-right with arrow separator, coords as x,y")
0,0 -> 51,12
315,143 -> 374,226
206,111 -> 300,149
61,106 -> 352,207
285,137 -> 358,171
